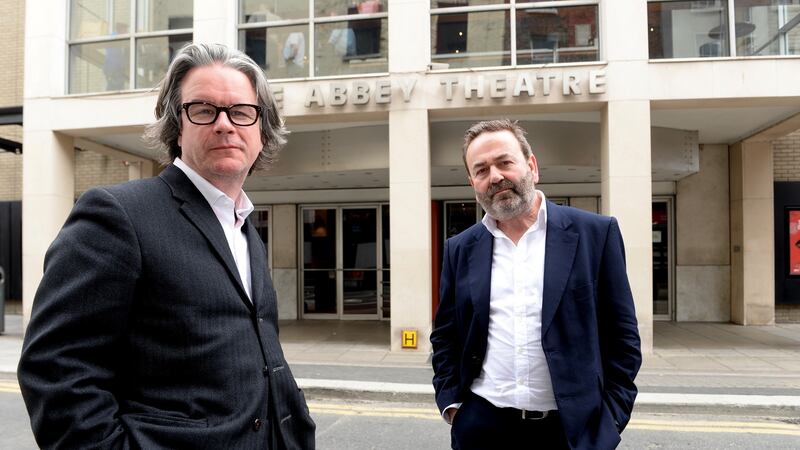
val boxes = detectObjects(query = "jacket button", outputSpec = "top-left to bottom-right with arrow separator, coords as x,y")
262,366 -> 269,376
252,418 -> 262,431
258,317 -> 264,323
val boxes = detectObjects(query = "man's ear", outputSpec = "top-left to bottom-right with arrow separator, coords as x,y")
467,175 -> 474,187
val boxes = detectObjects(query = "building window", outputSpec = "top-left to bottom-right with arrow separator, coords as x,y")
430,1 -> 600,69
648,0 -> 800,59
239,0 -> 389,79
68,0 -> 193,94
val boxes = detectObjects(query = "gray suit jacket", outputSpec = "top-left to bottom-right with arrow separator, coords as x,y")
18,164 -> 315,449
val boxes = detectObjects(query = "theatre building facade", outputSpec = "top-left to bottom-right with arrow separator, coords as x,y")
21,0 -> 800,353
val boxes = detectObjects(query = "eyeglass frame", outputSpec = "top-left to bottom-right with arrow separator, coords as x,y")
181,101 -> 263,127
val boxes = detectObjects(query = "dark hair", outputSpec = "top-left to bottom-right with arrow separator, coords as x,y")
462,119 -> 532,175
143,42 -> 287,173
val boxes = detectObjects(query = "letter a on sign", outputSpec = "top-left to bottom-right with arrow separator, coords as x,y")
401,330 -> 418,349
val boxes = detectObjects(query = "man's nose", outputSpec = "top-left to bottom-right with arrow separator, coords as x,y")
213,111 -> 235,134
488,165 -> 504,184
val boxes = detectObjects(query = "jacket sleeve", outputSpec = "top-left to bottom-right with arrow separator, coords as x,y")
430,239 -> 462,413
597,217 -> 643,432
18,187 -> 139,450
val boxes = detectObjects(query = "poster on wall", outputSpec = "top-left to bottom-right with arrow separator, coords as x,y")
791,210 -> 800,276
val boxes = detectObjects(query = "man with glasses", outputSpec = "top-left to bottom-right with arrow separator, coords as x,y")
18,43 -> 315,450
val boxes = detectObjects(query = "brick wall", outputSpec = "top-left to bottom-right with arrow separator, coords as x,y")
774,130 -> 800,182
0,0 -> 23,108
0,151 -> 22,201
75,151 -> 130,197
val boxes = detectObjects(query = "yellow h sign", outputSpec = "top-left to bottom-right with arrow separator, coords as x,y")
401,329 -> 418,349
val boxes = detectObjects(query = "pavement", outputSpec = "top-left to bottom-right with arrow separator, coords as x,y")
3,315 -> 800,415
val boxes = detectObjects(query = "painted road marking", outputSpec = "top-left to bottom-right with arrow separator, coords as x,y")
0,380 -> 20,393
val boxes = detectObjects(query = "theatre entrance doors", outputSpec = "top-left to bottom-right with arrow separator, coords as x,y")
300,205 -> 390,320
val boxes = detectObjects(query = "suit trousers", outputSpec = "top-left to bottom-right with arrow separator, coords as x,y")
450,392 -> 569,450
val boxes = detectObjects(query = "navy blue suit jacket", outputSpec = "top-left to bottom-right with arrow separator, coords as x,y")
19,165 -> 315,449
431,201 -> 642,450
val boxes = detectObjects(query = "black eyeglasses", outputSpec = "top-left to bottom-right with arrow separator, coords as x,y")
181,102 -> 262,126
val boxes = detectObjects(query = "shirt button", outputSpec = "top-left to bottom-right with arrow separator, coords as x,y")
252,418 -> 262,431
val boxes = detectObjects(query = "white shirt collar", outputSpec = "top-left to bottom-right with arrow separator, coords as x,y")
173,157 -> 254,225
482,190 -> 547,238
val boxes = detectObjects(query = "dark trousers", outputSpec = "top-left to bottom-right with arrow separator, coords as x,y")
451,392 -> 569,450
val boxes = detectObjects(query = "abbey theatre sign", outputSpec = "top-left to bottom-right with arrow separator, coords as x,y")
273,69 -> 607,108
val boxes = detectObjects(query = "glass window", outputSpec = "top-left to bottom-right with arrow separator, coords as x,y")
69,40 -> 131,93
136,0 -> 193,32
136,34 -> 192,89
241,0 -> 308,22
431,0 -> 508,7
315,19 -> 388,76
648,1 -> 730,58
431,11 -> 510,69
68,0 -> 193,94
316,0 -> 386,17
240,25 -> 309,78
516,6 -> 599,65
430,1 -> 599,68
734,0 -> 800,56
238,0 -> 389,79
70,0 -> 131,39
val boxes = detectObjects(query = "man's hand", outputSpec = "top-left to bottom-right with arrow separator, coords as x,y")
445,407 -> 459,425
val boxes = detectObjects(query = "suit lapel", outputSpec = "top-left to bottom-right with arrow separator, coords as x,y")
541,202 -> 579,336
243,220 -> 266,307
468,225 -> 493,333
159,164 -> 253,311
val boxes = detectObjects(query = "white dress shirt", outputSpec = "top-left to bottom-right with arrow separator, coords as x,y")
174,158 -> 254,300
470,191 -> 557,411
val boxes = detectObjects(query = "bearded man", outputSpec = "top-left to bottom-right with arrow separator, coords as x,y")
431,119 -> 642,450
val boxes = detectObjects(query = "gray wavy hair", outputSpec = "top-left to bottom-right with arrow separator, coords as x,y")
144,42 -> 287,173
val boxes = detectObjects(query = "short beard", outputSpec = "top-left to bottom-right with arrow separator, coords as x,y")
475,171 -> 536,221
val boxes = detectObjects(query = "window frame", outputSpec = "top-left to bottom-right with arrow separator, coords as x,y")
237,0 -> 390,80
66,0 -> 194,94
429,0 -> 602,70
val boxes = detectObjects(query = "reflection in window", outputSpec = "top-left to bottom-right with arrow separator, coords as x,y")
68,0 -> 193,93
431,11 -> 511,69
430,1 -> 598,68
516,6 -> 599,64
136,34 -> 192,88
70,40 -> 131,93
70,0 -> 131,40
240,25 -> 309,78
648,1 -> 730,59
315,19 -> 388,76
734,0 -> 800,56
238,0 -> 388,79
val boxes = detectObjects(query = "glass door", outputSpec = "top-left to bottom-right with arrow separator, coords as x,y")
342,207 -> 379,318
300,205 -> 386,320
652,198 -> 674,320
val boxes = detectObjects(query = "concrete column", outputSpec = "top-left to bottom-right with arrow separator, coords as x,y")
22,132 -> 75,326
599,0 -> 653,353
389,109 -> 431,353
388,0 -> 430,73
194,0 -> 237,47
676,145 -> 730,322
601,101 -> 653,354
272,204 -> 298,320
729,141 -> 774,325
22,0 -> 71,326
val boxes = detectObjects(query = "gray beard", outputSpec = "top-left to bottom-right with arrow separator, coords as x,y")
475,171 -> 536,221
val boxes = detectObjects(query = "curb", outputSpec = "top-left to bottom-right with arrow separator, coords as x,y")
297,378 -> 800,411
